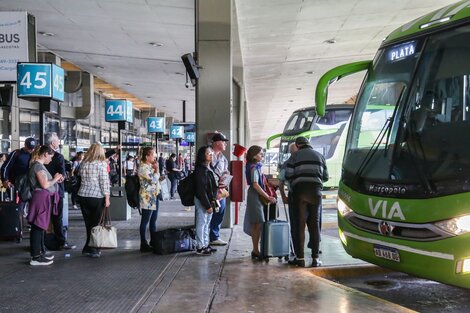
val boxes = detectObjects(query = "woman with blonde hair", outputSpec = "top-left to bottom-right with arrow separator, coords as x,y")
78,143 -> 111,258
138,147 -> 160,252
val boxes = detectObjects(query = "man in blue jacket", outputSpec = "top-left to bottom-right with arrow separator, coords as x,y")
1,137 -> 37,191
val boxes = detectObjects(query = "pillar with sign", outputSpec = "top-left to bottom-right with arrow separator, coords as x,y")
17,62 -> 65,143
185,131 -> 195,171
147,116 -> 165,152
170,125 -> 184,159
105,99 -> 133,221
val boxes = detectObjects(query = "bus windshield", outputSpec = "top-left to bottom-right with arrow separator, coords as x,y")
283,110 -> 316,134
344,24 -> 470,194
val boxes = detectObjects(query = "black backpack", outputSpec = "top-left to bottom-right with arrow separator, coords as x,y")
125,175 -> 140,208
16,173 -> 32,202
177,172 -> 195,206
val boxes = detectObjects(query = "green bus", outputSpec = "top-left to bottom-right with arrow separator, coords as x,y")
267,104 -> 353,188
315,1 -> 470,288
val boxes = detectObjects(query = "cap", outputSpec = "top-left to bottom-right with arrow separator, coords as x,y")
212,133 -> 229,142
25,137 -> 37,150
295,136 -> 309,146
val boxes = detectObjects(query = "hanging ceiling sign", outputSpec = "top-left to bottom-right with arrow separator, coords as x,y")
147,117 -> 165,133
105,99 -> 133,123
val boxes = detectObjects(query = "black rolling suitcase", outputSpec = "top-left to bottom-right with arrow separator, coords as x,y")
0,189 -> 23,243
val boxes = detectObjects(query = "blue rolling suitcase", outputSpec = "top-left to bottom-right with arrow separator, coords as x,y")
261,204 -> 290,259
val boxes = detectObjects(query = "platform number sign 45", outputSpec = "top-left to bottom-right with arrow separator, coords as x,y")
17,63 -> 65,101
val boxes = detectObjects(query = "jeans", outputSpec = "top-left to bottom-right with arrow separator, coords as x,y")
51,196 -> 66,245
195,197 -> 213,249
292,183 -> 322,259
169,176 -> 177,198
30,224 -> 46,257
209,198 -> 226,242
79,196 -> 104,253
140,201 -> 159,243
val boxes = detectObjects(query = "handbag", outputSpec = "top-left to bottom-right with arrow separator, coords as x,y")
259,174 -> 277,205
89,207 -> 117,249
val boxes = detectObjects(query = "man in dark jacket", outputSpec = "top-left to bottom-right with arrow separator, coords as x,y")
285,136 -> 329,267
1,137 -> 37,189
44,132 -> 76,250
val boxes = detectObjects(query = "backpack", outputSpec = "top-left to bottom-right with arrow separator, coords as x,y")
177,172 -> 195,206
125,175 -> 140,208
15,173 -> 32,202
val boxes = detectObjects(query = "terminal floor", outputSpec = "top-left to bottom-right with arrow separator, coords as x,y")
0,198 -> 414,313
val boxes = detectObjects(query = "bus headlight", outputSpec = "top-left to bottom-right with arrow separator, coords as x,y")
337,198 -> 352,217
435,215 -> 470,235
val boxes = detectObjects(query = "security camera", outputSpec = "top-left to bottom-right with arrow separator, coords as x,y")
185,82 -> 190,88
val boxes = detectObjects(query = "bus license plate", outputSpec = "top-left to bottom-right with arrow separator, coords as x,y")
373,245 -> 400,262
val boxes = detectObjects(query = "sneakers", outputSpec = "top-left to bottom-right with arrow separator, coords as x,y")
82,247 -> 101,258
41,251 -> 55,261
30,255 -> 53,266
311,258 -> 322,268
196,247 -> 212,256
287,258 -> 306,267
73,204 -> 78,210
140,242 -> 153,253
209,238 -> 227,246
206,246 -> 217,253
60,242 -> 77,250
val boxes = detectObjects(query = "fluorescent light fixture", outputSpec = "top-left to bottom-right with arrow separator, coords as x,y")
39,31 -> 55,37
149,42 -> 164,47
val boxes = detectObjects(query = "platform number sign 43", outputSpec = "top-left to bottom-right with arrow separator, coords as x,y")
147,117 -> 165,133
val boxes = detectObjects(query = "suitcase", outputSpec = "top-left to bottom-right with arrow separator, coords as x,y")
0,189 -> 23,243
261,203 -> 290,258
151,228 -> 195,255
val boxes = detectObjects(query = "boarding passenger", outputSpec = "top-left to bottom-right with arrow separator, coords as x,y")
71,151 -> 84,209
138,147 -> 161,252
279,143 -> 298,259
209,132 -> 230,246
194,146 -> 218,256
27,146 -> 63,266
1,137 -> 37,190
243,145 -> 277,261
44,132 -> 76,250
158,153 -> 165,176
285,136 -> 328,267
166,153 -> 182,199
78,143 -> 111,258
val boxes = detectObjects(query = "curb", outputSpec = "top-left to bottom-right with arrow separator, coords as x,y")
310,263 -> 392,279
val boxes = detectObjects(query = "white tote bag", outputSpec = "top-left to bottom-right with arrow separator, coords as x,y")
89,207 -> 117,248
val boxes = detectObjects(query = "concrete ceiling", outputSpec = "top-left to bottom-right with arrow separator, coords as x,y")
0,0 -> 457,145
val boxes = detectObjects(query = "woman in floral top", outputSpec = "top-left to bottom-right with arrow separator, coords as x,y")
138,147 -> 161,252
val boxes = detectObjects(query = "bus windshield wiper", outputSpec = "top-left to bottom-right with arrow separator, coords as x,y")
355,86 -> 405,180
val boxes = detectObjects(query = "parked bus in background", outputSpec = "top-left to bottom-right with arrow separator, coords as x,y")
267,104 -> 353,187
315,1 -> 470,288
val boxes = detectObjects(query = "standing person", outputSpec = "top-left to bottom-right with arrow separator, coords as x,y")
108,153 -> 119,186
244,145 -> 276,260
177,153 -> 184,170
78,143 -> 111,258
194,146 -> 218,255
1,137 -> 37,189
165,153 -> 181,199
184,154 -> 190,174
209,132 -> 229,246
158,153 -> 165,176
279,143 -> 298,259
285,136 -> 328,268
44,132 -> 76,250
27,145 -> 63,266
71,151 -> 84,209
138,147 -> 160,252
124,154 -> 136,178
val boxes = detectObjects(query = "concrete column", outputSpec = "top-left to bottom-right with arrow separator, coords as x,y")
196,0 -> 233,227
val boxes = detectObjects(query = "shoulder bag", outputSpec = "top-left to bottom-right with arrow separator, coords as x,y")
89,206 -> 118,249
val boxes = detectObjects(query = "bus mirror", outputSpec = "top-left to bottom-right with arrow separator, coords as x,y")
315,60 -> 372,117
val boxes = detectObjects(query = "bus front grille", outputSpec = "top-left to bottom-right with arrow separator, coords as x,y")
345,214 -> 452,241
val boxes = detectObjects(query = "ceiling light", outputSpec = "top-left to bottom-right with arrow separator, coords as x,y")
175,72 -> 184,76
95,65 -> 105,69
39,31 -> 55,37
324,38 -> 336,44
296,87 -> 302,90
288,100 -> 294,102
125,83 -> 133,86
146,96 -> 152,99
305,71 -> 314,74
149,42 -> 164,47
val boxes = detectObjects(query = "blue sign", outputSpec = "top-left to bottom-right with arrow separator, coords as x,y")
169,125 -> 184,139
185,132 -> 195,143
17,63 -> 52,98
147,117 -> 165,133
105,99 -> 133,122
52,64 -> 65,101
